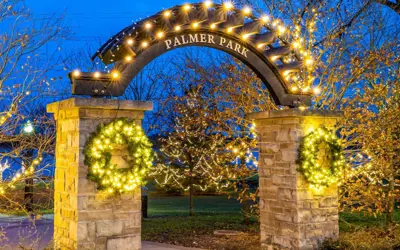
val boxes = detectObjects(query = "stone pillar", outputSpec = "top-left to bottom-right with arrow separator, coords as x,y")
47,98 -> 153,250
248,109 -> 343,250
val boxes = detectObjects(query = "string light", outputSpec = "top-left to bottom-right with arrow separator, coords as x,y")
0,155 -> 43,195
270,56 -> 278,62
223,1 -> 233,10
242,6 -> 251,15
313,87 -> 321,94
145,22 -> 152,30
261,15 -> 270,23
71,2 -> 316,97
72,69 -> 81,77
242,33 -> 250,40
126,38 -> 134,45
305,57 -> 314,66
163,10 -> 172,17
192,22 -> 200,29
141,41 -> 149,48
292,41 -> 300,49
278,25 -> 286,35
299,105 -> 307,111
111,70 -> 120,79
157,31 -> 165,38
204,0 -> 212,8
298,126 -> 344,191
125,55 -> 133,62
83,119 -> 153,194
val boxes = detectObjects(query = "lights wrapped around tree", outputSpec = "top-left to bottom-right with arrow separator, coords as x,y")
297,126 -> 344,191
0,155 -> 43,194
83,118 -> 153,194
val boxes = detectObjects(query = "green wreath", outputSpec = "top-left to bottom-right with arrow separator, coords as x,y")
83,118 -> 153,194
297,126 -> 344,191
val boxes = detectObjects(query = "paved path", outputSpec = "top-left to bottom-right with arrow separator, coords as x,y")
142,241 -> 203,250
0,215 -> 203,250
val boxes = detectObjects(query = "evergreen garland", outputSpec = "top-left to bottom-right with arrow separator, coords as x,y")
83,118 -> 153,194
297,126 -> 344,191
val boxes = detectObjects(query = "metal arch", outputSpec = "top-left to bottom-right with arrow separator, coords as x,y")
70,2 -> 311,107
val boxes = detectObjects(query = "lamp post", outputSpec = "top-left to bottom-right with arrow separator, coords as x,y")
141,186 -> 148,218
22,120 -> 35,213
23,120 -> 34,134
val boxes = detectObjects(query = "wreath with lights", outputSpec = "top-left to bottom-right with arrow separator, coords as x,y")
83,118 -> 153,194
297,126 -> 344,190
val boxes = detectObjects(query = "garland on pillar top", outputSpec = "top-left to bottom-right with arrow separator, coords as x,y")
297,126 -> 344,191
83,118 -> 153,194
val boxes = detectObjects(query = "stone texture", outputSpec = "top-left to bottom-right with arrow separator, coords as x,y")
107,236 -> 141,250
47,98 -> 151,250
251,109 -> 342,250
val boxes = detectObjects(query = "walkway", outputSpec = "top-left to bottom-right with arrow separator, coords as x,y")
142,241 -> 203,250
0,214 -> 203,250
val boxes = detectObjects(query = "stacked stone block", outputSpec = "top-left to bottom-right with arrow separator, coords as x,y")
248,109 -> 343,250
47,98 -> 153,250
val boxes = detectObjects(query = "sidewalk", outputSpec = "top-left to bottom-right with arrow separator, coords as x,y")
0,214 -> 203,250
142,241 -> 204,250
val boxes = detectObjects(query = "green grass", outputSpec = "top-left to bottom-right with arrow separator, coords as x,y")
339,210 -> 400,232
144,196 -> 400,249
148,195 -> 243,216
143,195 -> 260,249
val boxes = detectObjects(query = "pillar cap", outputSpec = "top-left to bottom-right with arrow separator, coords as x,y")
247,109 -> 344,120
47,98 -> 153,113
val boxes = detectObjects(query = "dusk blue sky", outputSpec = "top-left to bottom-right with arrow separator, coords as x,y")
27,0 -> 188,49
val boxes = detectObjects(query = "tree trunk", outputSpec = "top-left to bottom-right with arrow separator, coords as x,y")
189,174 -> 194,216
24,150 -> 34,213
24,177 -> 34,213
385,176 -> 395,226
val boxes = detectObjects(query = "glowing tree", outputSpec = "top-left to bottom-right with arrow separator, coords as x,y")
153,85 -> 247,216
339,46 -> 400,225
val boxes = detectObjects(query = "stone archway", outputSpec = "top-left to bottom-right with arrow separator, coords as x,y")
47,2 -> 343,250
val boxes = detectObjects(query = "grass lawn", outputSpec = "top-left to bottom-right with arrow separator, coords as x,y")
143,195 -> 400,250
143,195 -> 260,250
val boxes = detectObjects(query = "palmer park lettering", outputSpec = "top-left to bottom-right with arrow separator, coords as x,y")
164,33 -> 249,58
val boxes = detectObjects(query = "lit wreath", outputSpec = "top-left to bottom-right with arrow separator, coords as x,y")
83,118 -> 153,194
297,126 -> 344,190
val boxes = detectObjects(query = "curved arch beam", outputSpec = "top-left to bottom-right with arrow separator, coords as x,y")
69,2 -> 312,107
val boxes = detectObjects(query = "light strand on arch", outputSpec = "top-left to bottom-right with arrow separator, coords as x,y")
71,1 -> 320,97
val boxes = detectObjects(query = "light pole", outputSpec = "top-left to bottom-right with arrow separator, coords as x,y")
22,120 -> 35,213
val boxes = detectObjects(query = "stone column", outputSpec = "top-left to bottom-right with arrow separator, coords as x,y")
47,98 -> 153,250
248,109 -> 343,250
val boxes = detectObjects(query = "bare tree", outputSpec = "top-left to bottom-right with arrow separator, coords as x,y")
0,0 -> 68,215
